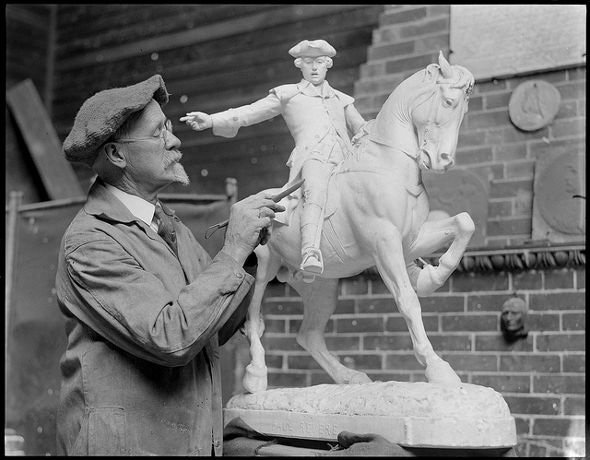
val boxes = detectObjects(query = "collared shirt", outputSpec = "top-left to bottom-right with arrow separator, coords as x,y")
296,79 -> 333,98
55,178 -> 255,456
104,182 -> 157,232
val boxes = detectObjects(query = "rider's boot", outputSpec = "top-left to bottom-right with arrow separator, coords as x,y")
300,202 -> 324,274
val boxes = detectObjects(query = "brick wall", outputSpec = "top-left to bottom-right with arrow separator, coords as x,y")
251,5 -> 586,458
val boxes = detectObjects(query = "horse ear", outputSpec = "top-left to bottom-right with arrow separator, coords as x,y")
425,63 -> 440,81
438,51 -> 453,79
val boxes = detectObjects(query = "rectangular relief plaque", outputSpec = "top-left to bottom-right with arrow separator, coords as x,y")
450,5 -> 586,80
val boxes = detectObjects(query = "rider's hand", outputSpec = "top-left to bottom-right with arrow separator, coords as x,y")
220,192 -> 285,265
179,111 -> 212,131
351,122 -> 369,146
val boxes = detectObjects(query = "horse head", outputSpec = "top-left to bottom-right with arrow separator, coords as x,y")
411,51 -> 474,173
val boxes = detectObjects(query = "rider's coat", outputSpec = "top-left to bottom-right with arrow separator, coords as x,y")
210,79 -> 366,181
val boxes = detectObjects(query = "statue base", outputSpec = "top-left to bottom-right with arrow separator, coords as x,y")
224,381 -> 517,449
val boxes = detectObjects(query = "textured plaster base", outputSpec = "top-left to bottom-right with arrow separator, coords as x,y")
224,381 -> 517,448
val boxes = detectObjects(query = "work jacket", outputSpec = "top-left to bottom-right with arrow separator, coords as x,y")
210,79 -> 366,182
55,179 -> 254,456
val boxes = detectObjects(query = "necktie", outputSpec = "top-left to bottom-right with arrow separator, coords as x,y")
154,202 -> 178,255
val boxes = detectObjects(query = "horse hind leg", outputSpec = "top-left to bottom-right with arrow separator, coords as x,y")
374,224 -> 461,386
242,244 -> 281,393
291,277 -> 372,385
409,212 -> 474,297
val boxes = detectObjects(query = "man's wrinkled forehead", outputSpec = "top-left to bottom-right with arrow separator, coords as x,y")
128,100 -> 165,130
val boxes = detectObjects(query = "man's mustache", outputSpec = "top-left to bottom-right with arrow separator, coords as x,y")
164,150 -> 183,167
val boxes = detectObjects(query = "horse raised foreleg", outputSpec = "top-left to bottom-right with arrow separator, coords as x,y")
408,212 -> 474,297
290,277 -> 372,385
242,244 -> 281,393
374,224 -> 461,386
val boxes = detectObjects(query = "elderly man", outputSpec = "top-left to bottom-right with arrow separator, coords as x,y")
55,74 -> 284,456
181,39 -> 367,278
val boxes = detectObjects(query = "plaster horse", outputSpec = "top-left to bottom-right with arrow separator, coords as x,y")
242,52 -> 476,393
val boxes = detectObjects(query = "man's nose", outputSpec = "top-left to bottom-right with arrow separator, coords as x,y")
165,131 -> 181,149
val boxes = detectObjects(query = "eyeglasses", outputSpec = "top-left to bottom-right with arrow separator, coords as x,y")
113,119 -> 174,144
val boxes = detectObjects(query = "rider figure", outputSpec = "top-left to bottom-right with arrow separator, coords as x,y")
181,39 -> 367,275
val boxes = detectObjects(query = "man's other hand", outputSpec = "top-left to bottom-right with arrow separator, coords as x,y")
327,431 -> 413,456
221,191 -> 285,265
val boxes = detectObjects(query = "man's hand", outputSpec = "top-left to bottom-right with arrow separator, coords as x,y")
179,111 -> 212,131
221,192 -> 285,265
327,431 -> 413,456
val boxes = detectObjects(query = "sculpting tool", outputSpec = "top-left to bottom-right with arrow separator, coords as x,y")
205,178 -> 304,239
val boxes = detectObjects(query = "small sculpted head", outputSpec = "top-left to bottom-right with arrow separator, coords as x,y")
290,39 -> 336,87
501,297 -> 528,342
412,51 -> 474,173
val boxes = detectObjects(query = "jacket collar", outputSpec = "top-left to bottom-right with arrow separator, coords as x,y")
297,79 -> 336,98
84,178 -> 175,224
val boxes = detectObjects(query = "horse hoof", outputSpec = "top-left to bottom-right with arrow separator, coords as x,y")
276,266 -> 290,283
417,264 -> 444,296
242,363 -> 268,393
425,359 -> 461,386
346,371 -> 372,385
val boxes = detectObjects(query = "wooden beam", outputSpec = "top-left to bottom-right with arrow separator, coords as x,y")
58,5 -> 366,70
44,5 -> 57,116
6,79 -> 85,200
5,191 -> 23,351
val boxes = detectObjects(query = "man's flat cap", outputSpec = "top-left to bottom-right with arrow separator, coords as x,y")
288,39 -> 336,58
63,74 -> 169,167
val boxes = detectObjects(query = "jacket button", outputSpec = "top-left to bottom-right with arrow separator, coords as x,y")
236,272 -> 244,279
214,440 -> 221,448
233,116 -> 239,121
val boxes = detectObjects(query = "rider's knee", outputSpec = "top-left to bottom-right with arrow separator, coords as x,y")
455,212 -> 475,234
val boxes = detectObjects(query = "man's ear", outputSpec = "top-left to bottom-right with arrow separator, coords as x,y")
102,142 -> 127,169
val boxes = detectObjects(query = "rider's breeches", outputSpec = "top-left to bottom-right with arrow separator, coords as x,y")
300,158 -> 333,253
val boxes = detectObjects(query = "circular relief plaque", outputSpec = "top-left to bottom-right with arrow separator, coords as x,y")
536,151 -> 585,236
508,80 -> 561,131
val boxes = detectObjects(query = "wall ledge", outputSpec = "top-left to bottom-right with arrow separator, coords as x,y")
361,241 -> 586,277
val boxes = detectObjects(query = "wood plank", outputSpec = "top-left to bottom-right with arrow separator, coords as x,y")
5,4 -> 52,30
57,5 -> 367,70
57,5 -> 280,52
52,8 -> 378,86
5,191 -> 24,351
54,6 -> 380,88
6,79 -> 84,200
57,5 -> 376,61
56,5 -> 275,41
44,5 -> 57,115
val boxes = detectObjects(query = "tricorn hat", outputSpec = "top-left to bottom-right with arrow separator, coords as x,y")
288,39 -> 336,58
